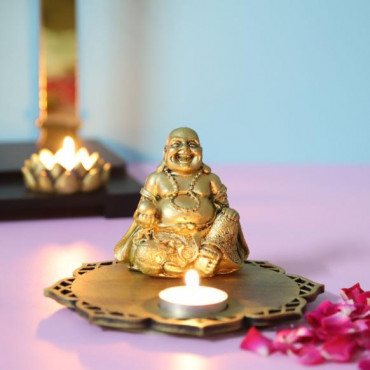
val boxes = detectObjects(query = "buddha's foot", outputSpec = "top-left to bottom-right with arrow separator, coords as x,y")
193,244 -> 222,277
163,262 -> 186,277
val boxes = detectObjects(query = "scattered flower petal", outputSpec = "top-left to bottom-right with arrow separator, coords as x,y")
240,283 -> 369,367
341,283 -> 370,305
274,326 -> 315,353
293,344 -> 325,365
354,319 -> 370,333
341,283 -> 363,300
305,300 -> 340,329
359,357 -> 370,370
241,327 -> 275,356
321,311 -> 355,335
321,335 -> 358,362
356,329 -> 370,350
354,305 -> 370,320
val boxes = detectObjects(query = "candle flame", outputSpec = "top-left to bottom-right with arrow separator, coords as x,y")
55,136 -> 77,171
38,136 -> 99,172
185,269 -> 199,287
39,149 -> 55,170
76,147 -> 89,169
78,150 -> 99,171
63,136 -> 75,151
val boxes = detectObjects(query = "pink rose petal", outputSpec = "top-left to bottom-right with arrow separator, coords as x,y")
359,357 -> 370,370
341,283 -> 363,301
240,283 -> 370,367
353,319 -> 370,333
293,344 -> 325,365
274,326 -> 315,353
340,302 -> 358,316
357,292 -> 370,306
305,301 -> 340,329
321,334 -> 358,362
356,329 -> 370,350
305,311 -> 323,329
321,311 -> 355,335
314,327 -> 329,341
315,300 -> 341,316
354,304 -> 370,320
241,327 -> 275,356
341,283 -> 370,305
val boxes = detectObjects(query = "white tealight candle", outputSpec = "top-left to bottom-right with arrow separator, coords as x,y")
159,270 -> 228,318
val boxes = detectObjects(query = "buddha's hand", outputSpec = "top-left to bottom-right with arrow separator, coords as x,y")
134,199 -> 158,228
135,213 -> 157,227
222,207 -> 240,222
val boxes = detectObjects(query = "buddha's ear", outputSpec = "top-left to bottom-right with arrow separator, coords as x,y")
163,146 -> 167,156
157,146 -> 167,172
156,160 -> 165,173
203,163 -> 211,174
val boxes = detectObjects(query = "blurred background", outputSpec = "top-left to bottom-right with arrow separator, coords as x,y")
0,0 -> 369,163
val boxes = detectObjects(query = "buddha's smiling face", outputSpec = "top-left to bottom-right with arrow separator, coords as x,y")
164,128 -> 203,174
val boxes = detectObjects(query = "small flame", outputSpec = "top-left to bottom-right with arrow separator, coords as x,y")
55,136 -> 77,171
76,147 -> 90,169
78,149 -> 99,171
185,269 -> 199,287
38,136 -> 99,172
63,136 -> 75,152
39,149 -> 55,170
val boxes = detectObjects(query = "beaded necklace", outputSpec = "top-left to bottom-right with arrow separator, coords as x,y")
164,167 -> 203,212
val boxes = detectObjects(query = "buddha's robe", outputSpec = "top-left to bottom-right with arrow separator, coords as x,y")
114,178 -> 249,277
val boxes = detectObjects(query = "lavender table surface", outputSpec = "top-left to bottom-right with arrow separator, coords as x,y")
1,164 -> 369,370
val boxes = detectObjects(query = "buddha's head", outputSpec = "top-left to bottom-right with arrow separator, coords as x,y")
164,127 -> 203,174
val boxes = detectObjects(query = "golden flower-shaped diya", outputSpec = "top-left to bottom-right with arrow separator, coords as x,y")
22,137 -> 111,194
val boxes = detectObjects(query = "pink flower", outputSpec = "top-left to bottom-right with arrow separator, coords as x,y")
240,326 -> 275,356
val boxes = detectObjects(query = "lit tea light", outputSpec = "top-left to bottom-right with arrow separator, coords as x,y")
159,270 -> 228,318
22,136 -> 111,194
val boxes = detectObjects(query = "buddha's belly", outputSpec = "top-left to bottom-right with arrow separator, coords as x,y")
158,195 -> 215,225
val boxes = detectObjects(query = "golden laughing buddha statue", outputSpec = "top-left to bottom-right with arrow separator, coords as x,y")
114,127 -> 249,277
